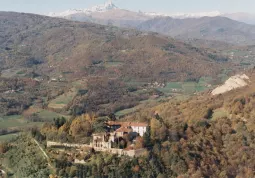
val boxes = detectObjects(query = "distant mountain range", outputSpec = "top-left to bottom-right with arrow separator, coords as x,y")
0,11 -> 238,118
48,1 -> 152,28
49,1 -> 118,17
48,1 -> 255,25
0,11 -> 231,82
46,1 -> 255,45
137,16 -> 255,45
224,12 -> 255,25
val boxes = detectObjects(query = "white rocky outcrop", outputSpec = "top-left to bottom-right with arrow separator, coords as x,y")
212,74 -> 250,95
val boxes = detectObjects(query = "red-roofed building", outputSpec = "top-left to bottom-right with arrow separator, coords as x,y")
115,126 -> 133,137
107,121 -> 148,136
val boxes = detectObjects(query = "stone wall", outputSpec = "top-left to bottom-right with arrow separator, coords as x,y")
47,141 -> 146,157
93,147 -> 146,157
47,141 -> 91,148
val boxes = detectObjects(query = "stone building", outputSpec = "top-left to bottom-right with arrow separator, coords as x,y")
91,121 -> 148,149
92,133 -> 116,149
107,121 -> 148,136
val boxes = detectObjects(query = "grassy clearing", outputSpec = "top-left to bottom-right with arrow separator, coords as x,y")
159,82 -> 182,94
0,115 -> 24,129
0,133 -> 18,142
37,109 -> 69,121
212,109 -> 228,120
165,82 -> 182,89
0,115 -> 43,129
158,82 -> 181,95
48,88 -> 77,109
182,82 -> 197,94
24,105 -> 70,123
116,77 -> 213,117
159,80 -> 210,95
48,79 -> 88,110
185,82 -> 208,93
0,107 -> 69,130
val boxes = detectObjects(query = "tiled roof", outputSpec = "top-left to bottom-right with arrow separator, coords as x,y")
107,121 -> 148,127
128,122 -> 148,127
116,126 -> 133,133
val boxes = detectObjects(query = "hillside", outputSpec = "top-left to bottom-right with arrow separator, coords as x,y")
137,16 -> 255,45
0,12 -> 230,81
224,12 -> 255,25
212,74 -> 250,95
48,1 -> 153,28
0,11 -> 235,117
119,70 -> 255,177
47,2 -> 255,46
2,70 -> 254,177
1,2 -> 255,177
126,69 -> 255,123
51,12 -> 255,46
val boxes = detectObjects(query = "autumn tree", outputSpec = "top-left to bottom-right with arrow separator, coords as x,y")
134,136 -> 144,149
150,117 -> 167,141
69,113 -> 95,137
0,142 -> 9,153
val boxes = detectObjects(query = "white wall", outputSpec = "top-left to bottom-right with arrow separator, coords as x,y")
131,126 -> 147,136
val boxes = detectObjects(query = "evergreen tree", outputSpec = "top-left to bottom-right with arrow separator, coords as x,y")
144,126 -> 152,148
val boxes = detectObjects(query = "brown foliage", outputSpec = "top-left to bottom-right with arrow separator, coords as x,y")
0,142 -> 9,154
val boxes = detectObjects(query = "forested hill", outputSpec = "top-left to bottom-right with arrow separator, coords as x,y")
0,11 -> 231,82
0,11 -> 254,177
137,16 -> 255,45
120,70 -> 255,177
0,12 -> 237,117
2,70 -> 254,177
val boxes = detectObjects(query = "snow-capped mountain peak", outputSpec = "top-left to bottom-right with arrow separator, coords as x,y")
48,1 -> 223,20
48,9 -> 84,17
48,0 -> 118,17
89,0 -> 118,12
144,11 -> 222,19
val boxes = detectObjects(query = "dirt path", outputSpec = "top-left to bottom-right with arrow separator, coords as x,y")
33,139 -> 49,159
33,139 -> 54,171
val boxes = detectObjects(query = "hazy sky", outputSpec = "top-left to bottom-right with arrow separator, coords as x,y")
1,0 -> 255,14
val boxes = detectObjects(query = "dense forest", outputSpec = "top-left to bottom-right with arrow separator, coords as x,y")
0,11 -> 254,178
0,12 -> 236,120
1,71 -> 254,177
